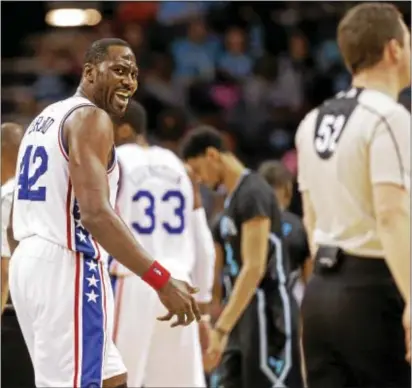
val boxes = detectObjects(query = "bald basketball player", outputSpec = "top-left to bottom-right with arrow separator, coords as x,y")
1,122 -> 24,314
296,3 -> 411,387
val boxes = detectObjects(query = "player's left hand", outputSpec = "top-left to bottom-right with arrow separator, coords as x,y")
403,301 -> 411,363
204,328 -> 228,372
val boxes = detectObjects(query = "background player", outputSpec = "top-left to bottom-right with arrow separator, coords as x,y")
1,122 -> 24,314
295,3 -> 411,387
258,160 -> 312,304
8,38 -> 200,388
110,101 -> 215,387
182,126 -> 303,388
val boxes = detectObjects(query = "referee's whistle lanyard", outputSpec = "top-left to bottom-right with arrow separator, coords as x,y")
223,169 -> 251,209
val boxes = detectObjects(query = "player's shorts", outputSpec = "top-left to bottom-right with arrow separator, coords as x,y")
302,251 -> 411,388
9,236 -> 126,387
217,288 -> 303,388
112,273 -> 206,387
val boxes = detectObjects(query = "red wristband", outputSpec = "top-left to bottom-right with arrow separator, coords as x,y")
142,261 -> 170,290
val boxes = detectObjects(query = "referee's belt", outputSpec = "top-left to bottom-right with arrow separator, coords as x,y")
314,245 -> 383,273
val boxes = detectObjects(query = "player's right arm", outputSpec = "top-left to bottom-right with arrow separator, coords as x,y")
370,108 -> 410,302
65,107 -> 200,326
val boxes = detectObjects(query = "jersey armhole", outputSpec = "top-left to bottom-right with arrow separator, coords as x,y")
58,103 -> 96,161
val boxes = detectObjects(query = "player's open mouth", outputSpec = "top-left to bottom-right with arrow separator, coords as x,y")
114,91 -> 130,107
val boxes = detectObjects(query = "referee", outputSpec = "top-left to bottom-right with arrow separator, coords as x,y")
295,3 -> 411,387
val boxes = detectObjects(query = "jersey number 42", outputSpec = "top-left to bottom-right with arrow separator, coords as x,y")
17,145 -> 48,201
132,189 -> 185,235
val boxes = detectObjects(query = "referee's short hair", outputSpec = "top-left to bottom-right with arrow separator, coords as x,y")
258,160 -> 293,188
338,3 -> 404,74
117,100 -> 147,136
180,126 -> 227,159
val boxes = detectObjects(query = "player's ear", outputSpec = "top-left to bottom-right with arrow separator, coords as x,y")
83,63 -> 96,84
205,146 -> 220,161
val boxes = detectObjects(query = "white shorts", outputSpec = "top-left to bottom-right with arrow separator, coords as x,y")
113,274 -> 206,387
9,236 -> 126,387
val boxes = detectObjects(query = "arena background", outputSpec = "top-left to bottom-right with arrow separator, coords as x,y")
1,1 -> 411,386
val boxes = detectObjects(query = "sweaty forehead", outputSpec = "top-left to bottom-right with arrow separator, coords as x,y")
106,45 -> 136,64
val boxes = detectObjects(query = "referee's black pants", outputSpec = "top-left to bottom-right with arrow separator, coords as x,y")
301,252 -> 411,388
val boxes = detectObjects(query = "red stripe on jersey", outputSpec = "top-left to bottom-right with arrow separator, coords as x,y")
92,237 -> 101,261
113,277 -> 125,344
66,181 -> 73,250
58,128 -> 69,161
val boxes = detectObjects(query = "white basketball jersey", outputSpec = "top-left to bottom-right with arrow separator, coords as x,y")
12,96 -> 119,262
113,144 -> 195,279
2,178 -> 15,257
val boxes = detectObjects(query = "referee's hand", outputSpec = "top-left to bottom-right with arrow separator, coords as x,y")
156,278 -> 202,327
403,301 -> 411,363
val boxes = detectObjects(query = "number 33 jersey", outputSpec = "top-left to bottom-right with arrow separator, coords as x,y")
12,97 -> 119,262
112,143 -> 194,278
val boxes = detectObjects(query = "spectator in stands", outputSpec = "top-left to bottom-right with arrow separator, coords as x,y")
157,1 -> 213,26
273,31 -> 313,112
171,18 -> 220,83
316,39 -> 350,93
239,6 -> 265,59
117,1 -> 158,25
142,52 -> 186,109
121,23 -> 150,70
32,44 -> 68,109
217,27 -> 253,80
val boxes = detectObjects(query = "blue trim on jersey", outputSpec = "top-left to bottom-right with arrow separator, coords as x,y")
282,221 -> 292,237
73,199 -> 98,258
81,258 -> 105,387
257,232 -> 291,385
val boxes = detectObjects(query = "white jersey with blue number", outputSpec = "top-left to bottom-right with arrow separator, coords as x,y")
113,144 -> 195,279
12,96 -> 119,262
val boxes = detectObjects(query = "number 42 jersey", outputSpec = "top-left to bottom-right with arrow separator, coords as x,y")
12,96 -> 119,261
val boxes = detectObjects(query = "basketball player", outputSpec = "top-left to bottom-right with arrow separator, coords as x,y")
295,3 -> 411,387
8,38 -> 200,388
182,126 -> 303,388
1,122 -> 24,313
110,101 -> 215,387
258,160 -> 312,304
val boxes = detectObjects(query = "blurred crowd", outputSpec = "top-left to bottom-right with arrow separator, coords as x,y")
2,1 -> 411,217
